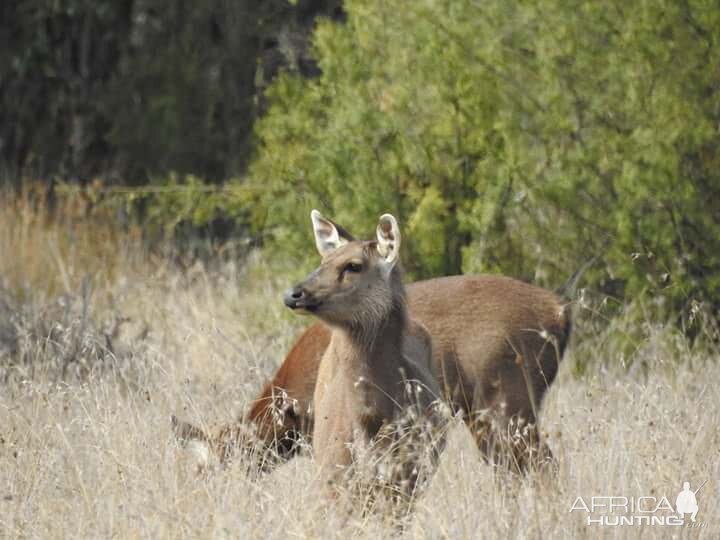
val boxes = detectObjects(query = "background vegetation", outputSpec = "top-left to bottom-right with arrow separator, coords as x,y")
4,0 -> 719,325
249,0 -> 720,323
1,0 -> 342,181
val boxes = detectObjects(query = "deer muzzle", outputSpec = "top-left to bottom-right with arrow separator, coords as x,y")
283,285 -> 319,312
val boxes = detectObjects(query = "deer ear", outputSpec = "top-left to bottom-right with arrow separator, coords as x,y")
376,213 -> 401,269
311,209 -> 348,257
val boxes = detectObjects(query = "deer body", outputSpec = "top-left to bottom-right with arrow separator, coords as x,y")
411,275 -> 566,422
313,308 -> 439,478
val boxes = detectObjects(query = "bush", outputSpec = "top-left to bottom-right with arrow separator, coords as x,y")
248,0 -> 720,322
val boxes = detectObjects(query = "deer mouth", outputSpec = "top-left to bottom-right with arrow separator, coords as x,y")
295,302 -> 319,313
286,302 -> 320,315
283,294 -> 320,313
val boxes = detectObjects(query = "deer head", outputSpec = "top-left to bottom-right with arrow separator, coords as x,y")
283,210 -> 403,330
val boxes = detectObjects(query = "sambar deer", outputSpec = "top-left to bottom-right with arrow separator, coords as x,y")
174,221 -> 572,473
282,210 -> 445,497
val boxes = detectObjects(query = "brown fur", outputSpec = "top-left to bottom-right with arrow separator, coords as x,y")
174,208 -> 569,473
174,274 -> 569,471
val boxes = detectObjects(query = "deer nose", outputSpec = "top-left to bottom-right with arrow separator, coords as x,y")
283,286 -> 306,309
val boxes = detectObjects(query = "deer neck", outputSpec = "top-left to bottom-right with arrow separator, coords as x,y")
332,290 -> 408,379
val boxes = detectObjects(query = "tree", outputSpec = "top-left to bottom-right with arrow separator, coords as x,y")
249,0 -> 720,319
0,0 -> 342,183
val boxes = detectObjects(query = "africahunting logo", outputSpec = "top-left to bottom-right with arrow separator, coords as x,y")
569,480 -> 707,527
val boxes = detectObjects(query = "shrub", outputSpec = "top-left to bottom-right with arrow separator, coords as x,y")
248,0 -> 720,321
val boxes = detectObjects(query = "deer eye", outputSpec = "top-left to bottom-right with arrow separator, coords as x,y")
344,262 -> 363,274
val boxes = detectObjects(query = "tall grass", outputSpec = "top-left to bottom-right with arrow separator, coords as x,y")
0,190 -> 718,538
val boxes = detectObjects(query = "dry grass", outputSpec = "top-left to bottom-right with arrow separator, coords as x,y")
1,196 -> 719,538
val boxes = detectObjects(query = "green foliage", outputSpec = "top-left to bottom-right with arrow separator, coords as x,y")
249,0 -> 720,317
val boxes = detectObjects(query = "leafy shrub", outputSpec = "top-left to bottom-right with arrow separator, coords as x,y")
247,0 -> 720,321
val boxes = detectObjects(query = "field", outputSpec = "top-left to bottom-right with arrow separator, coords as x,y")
1,198 -> 718,539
